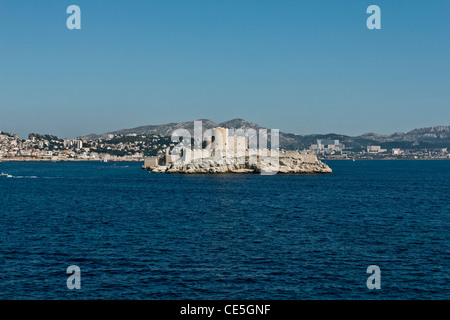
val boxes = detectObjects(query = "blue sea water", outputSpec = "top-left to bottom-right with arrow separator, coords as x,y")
0,160 -> 448,300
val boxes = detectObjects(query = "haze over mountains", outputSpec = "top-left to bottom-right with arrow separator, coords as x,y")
80,119 -> 450,151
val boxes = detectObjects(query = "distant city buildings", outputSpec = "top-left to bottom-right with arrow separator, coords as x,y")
310,139 -> 345,155
367,145 -> 387,153
306,139 -> 449,160
0,128 -> 449,161
0,131 -> 173,161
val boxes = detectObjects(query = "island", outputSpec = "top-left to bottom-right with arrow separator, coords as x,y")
142,127 -> 332,174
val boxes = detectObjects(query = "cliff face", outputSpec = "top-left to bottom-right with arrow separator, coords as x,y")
145,151 -> 332,174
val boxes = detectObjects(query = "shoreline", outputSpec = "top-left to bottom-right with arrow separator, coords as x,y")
0,158 -> 448,163
0,158 -> 143,162
319,158 -> 450,161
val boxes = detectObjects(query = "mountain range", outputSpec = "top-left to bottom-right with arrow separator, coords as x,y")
81,119 -> 450,151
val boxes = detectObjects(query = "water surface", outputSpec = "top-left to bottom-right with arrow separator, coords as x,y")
0,160 -> 448,299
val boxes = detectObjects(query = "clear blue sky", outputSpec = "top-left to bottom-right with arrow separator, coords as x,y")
0,0 -> 449,138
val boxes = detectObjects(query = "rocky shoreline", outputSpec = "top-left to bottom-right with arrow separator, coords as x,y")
144,151 -> 332,174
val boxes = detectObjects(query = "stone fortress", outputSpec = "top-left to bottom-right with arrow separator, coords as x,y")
143,126 -> 332,174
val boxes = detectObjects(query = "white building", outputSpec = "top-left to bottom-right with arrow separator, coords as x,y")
75,140 -> 83,149
367,145 -> 387,153
310,139 -> 345,155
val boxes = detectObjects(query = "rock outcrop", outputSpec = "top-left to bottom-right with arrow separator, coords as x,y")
145,151 -> 332,174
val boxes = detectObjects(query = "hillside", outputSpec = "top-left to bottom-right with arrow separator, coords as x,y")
80,121 -> 450,151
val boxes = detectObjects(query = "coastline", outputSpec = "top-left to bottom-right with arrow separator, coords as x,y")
0,158 -> 143,162
1,158 -> 449,163
319,158 -> 450,161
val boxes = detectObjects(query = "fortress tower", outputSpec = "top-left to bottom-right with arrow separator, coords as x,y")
211,127 -> 228,157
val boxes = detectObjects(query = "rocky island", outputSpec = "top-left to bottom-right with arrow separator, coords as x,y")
144,150 -> 332,174
141,125 -> 331,174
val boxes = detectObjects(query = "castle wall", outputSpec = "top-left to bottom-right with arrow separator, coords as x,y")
144,157 -> 159,168
152,127 -> 318,167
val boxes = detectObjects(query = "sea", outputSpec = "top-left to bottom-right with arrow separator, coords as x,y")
0,160 -> 448,300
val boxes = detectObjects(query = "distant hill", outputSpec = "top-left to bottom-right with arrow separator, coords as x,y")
286,126 -> 450,151
80,121 -> 450,151
81,119 -> 219,139
81,118 -> 264,140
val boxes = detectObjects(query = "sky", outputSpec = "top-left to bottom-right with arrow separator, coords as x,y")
0,0 -> 449,138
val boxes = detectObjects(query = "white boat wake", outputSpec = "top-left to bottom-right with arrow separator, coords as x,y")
1,172 -> 38,179
1,172 -> 13,178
